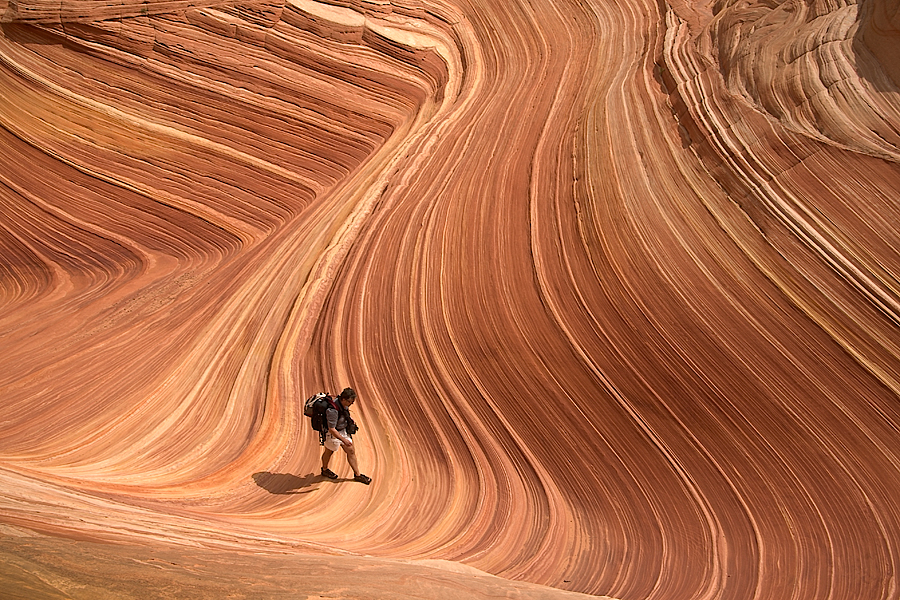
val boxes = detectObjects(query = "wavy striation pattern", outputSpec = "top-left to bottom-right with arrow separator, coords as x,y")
2,0 -> 899,598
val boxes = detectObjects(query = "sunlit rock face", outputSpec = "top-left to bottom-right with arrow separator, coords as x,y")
709,0 -> 900,159
1,0 -> 899,598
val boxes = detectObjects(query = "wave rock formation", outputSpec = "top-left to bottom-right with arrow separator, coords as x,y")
2,0 -> 899,598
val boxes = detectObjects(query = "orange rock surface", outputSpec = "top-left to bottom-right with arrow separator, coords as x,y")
1,0 -> 899,598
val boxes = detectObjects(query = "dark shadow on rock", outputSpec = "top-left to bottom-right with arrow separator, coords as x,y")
1,22 -> 66,46
252,472 -> 320,494
852,0 -> 900,92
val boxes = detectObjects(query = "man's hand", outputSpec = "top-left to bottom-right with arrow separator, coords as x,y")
329,427 -> 352,448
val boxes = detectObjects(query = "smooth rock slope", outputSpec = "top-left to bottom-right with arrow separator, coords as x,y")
1,0 -> 899,598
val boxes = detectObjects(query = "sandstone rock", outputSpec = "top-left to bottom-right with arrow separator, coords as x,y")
1,1 -> 898,598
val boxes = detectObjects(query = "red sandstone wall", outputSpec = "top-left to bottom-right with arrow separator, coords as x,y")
1,1 -> 899,598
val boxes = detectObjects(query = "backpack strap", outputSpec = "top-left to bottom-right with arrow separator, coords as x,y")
322,396 -> 342,432
328,397 -> 356,433
326,396 -> 340,413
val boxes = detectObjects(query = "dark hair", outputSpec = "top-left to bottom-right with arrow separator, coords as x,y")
339,387 -> 357,400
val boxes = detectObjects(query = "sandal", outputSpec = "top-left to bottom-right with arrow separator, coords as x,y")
353,473 -> 372,485
321,467 -> 338,480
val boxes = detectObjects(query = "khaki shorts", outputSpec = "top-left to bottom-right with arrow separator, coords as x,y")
324,429 -> 350,452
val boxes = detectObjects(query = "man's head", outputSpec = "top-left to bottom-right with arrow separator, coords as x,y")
339,387 -> 357,406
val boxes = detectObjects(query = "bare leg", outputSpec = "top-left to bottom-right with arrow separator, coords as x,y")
322,448 -> 335,470
342,445 -> 360,477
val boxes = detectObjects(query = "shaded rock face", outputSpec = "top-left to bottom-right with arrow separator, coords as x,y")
856,0 -> 900,89
1,1 -> 899,599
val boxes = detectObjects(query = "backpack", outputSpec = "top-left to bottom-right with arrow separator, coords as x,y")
304,392 -> 339,443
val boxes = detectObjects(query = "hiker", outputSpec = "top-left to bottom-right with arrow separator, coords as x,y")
320,387 -> 372,485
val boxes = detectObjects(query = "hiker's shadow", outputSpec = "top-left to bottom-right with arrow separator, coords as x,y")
252,472 -> 320,494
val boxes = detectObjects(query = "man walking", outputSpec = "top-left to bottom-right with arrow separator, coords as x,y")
320,387 -> 372,484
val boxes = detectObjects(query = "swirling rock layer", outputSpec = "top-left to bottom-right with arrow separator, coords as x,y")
2,0 -> 899,598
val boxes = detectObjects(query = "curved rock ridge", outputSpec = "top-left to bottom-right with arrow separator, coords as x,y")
4,1 -> 237,23
1,0 -> 900,598
709,0 -> 900,161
